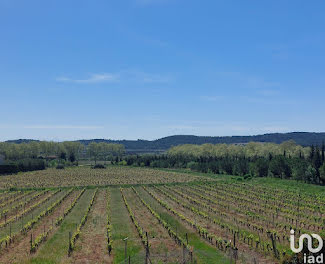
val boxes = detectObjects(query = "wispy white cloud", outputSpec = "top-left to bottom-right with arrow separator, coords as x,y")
239,95 -> 296,105
56,70 -> 171,84
166,125 -> 197,130
56,73 -> 119,84
262,126 -> 290,133
23,125 -> 103,130
164,121 -> 292,137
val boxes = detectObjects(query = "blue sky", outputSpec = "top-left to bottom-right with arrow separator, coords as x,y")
1,0 -> 325,141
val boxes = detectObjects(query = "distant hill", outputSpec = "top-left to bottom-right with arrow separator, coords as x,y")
78,132 -> 325,153
5,139 -> 40,144
6,132 -> 325,153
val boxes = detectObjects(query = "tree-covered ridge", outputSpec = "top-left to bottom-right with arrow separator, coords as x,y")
78,132 -> 325,150
150,132 -> 325,147
5,132 -> 325,152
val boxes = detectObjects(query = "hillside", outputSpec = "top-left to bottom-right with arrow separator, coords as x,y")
78,132 -> 325,152
6,132 -> 325,153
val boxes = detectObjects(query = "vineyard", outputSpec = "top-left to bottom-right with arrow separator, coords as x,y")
0,167 -> 323,263
0,166 -> 209,189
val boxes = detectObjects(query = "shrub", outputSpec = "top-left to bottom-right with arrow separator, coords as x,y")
0,164 -> 19,175
253,158 -> 269,177
187,161 -> 199,171
118,160 -> 127,166
92,164 -> 106,169
0,159 -> 45,175
56,164 -> 65,170
244,174 -> 252,180
48,160 -> 58,168
17,159 -> 46,172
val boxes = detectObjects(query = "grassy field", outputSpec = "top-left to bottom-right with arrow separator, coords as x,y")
0,166 -> 211,189
0,166 -> 323,263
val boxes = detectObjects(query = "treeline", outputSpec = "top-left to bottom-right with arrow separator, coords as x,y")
86,142 -> 125,164
0,141 -> 84,162
0,141 -> 125,174
0,141 -> 125,161
0,159 -> 46,174
121,141 -> 325,185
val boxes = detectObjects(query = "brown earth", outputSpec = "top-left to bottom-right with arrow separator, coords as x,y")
148,186 -> 277,264
68,189 -> 112,264
123,188 -> 183,263
0,190 -> 79,264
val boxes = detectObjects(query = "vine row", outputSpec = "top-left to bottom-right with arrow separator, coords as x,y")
68,189 -> 98,254
120,188 -> 149,248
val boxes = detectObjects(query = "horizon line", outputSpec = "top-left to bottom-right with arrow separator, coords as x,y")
2,131 -> 325,143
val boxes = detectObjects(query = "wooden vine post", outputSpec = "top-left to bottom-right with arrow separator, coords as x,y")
145,232 -> 149,264
68,231 -> 72,256
30,233 -> 33,253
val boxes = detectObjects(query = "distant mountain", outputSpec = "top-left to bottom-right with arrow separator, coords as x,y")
6,132 -> 325,153
79,132 -> 325,153
5,139 -> 39,144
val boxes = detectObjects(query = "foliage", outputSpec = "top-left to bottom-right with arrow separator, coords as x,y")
87,142 -> 125,164
78,133 -> 325,150
92,164 -> 106,169
56,164 -> 65,170
0,141 -> 124,166
0,159 -> 45,175
121,141 -> 325,185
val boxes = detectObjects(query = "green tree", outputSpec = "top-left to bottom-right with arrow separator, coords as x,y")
292,159 -> 308,181
87,142 -> 101,164
253,158 -> 269,177
269,156 -> 291,179
63,142 -> 83,163
305,165 -> 317,183
320,163 -> 325,184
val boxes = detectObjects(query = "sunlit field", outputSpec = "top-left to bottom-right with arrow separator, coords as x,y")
0,166 -> 210,189
0,166 -> 324,263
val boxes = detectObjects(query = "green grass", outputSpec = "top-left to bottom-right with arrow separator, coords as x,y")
110,188 -> 144,264
25,189 -> 95,264
136,187 -> 231,264
156,167 -> 325,196
250,176 -> 325,195
0,190 -> 65,240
